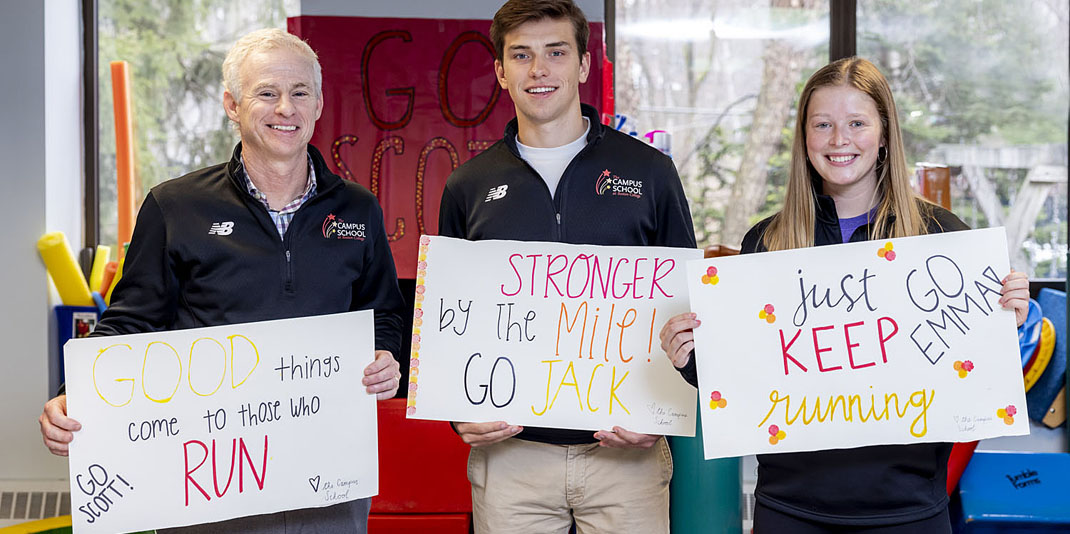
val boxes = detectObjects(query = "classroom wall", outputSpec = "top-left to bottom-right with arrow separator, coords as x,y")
0,0 -> 84,486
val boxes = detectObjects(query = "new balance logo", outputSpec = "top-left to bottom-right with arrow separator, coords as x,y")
485,184 -> 509,202
208,221 -> 234,236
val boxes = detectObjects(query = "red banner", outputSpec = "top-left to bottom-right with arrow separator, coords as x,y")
289,16 -> 606,278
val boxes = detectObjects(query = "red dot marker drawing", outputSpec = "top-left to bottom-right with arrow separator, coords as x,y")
767,424 -> 787,445
877,242 -> 896,261
701,265 -> 720,286
709,390 -> 727,410
997,405 -> 1017,425
953,360 -> 975,378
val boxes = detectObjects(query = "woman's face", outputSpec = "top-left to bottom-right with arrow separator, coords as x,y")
805,84 -> 884,198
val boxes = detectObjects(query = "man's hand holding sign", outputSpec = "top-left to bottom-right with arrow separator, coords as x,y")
59,312 -> 385,533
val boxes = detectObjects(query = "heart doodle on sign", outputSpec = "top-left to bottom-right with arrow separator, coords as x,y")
309,476 -> 321,492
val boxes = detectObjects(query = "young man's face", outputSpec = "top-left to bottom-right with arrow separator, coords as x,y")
495,17 -> 590,127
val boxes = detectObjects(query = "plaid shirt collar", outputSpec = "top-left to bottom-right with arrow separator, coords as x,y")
239,155 -> 317,237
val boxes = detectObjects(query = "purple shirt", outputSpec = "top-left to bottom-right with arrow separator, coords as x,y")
839,209 -> 875,243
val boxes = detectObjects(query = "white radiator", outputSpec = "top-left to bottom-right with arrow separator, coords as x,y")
0,479 -> 70,528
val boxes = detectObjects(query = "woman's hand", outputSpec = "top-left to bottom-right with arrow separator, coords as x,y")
1000,269 -> 1030,327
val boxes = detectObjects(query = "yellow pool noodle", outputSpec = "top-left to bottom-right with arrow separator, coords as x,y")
88,245 -> 111,293
104,250 -> 127,305
36,231 -> 94,306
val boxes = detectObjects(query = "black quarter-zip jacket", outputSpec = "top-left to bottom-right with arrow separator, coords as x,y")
679,193 -> 969,526
439,104 -> 697,444
95,143 -> 404,358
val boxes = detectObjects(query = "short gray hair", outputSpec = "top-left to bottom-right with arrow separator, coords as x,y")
222,28 -> 322,99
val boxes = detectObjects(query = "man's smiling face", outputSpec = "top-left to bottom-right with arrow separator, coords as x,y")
224,47 -> 323,164
494,17 -> 590,128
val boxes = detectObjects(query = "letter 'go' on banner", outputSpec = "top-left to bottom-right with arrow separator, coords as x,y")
63,311 -> 378,534
688,228 -> 1028,460
406,236 -> 702,436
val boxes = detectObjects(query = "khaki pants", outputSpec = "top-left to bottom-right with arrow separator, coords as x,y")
468,437 -> 672,534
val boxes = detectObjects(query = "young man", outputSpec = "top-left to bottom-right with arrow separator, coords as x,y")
38,28 -> 404,534
438,1 -> 696,532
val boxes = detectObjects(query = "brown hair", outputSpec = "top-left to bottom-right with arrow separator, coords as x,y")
490,0 -> 590,60
762,56 -> 928,251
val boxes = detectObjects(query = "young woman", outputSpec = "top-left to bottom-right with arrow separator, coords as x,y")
660,57 -> 1031,533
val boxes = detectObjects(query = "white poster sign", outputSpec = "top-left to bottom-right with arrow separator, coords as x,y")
688,228 -> 1029,459
406,236 -> 702,436
64,311 -> 378,533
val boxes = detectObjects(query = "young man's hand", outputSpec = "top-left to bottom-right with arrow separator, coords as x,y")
453,421 -> 523,447
594,427 -> 660,449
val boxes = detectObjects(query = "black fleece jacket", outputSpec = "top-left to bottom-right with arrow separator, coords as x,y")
679,193 -> 968,526
440,104 -> 697,444
94,143 -> 404,355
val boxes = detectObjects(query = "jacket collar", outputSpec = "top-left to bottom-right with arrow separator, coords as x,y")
502,103 -> 605,157
812,177 -> 895,228
813,190 -> 840,225
226,142 -> 342,195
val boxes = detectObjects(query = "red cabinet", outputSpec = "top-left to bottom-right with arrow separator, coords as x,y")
370,399 -> 472,533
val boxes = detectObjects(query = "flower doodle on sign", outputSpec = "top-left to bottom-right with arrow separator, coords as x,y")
877,241 -> 896,261
709,391 -> 727,410
406,236 -> 433,416
953,360 -> 975,378
997,405 -> 1017,425
768,424 -> 786,445
701,266 -> 720,286
758,304 -> 776,324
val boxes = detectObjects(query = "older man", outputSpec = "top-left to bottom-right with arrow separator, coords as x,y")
37,28 -> 404,533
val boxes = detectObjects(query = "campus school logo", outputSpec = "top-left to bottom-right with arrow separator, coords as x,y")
321,213 -> 366,241
595,169 -> 644,199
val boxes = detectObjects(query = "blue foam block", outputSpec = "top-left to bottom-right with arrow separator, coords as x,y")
1027,288 -> 1066,421
955,451 -> 1070,532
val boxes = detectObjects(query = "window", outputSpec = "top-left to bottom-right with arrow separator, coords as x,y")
617,0 -> 1068,279
858,0 -> 1069,278
617,0 -> 830,247
96,0 -> 297,250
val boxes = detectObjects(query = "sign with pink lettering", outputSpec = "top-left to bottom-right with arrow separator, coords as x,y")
62,311 -> 378,533
688,228 -> 1028,459
407,236 -> 701,435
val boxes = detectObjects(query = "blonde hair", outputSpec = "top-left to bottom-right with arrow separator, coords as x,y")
222,28 -> 322,99
762,57 -> 927,251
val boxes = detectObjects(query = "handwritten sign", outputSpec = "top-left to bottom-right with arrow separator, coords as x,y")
406,236 -> 702,435
63,311 -> 379,533
688,228 -> 1029,459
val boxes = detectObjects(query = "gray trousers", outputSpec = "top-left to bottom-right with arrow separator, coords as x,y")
158,498 -> 370,534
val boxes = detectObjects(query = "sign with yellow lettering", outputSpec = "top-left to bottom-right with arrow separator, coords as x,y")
688,228 -> 1028,459
406,236 -> 701,435
63,311 -> 378,533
